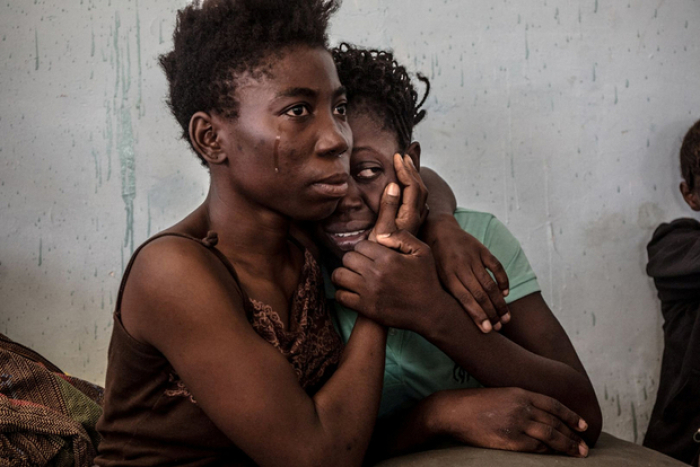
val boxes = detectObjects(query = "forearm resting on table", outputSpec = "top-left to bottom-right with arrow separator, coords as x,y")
423,294 -> 601,445
366,393 -> 444,461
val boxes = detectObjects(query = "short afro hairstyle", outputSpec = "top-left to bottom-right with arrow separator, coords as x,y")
681,119 -> 700,190
332,43 -> 430,151
159,0 -> 341,164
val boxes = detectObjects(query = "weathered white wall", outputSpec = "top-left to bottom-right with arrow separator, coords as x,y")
1,0 -> 698,443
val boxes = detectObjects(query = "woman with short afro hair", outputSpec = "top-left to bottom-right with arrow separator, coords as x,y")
95,1 -> 390,465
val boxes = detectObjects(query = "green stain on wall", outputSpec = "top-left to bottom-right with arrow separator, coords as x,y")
38,238 -> 42,266
111,9 -> 137,255
92,141 -> 103,190
631,402 -> 638,443
118,97 -> 136,254
35,28 -> 39,70
105,100 -> 113,181
135,0 -> 144,117
113,13 -> 121,100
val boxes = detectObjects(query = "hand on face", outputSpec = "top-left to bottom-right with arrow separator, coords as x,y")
367,153 -> 429,242
432,388 -> 589,458
392,153 -> 429,234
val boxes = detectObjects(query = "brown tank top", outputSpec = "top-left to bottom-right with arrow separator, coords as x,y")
95,231 -> 343,466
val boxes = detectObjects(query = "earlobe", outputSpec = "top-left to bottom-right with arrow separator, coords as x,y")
189,112 -> 226,165
406,141 -> 421,170
680,181 -> 700,211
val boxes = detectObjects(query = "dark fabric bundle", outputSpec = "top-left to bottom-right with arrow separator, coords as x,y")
0,333 -> 103,466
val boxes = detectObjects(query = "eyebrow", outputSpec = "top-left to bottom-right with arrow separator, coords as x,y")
277,87 -> 318,99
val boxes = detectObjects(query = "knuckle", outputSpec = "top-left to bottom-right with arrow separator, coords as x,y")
551,417 -> 563,431
545,425 -> 555,441
551,399 -> 563,414
472,290 -> 488,303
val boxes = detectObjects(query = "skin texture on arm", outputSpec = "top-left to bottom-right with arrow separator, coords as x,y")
419,167 -> 456,215
332,232 -> 602,448
120,237 -> 387,467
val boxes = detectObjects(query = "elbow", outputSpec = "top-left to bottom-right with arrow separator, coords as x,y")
291,441 -> 365,467
587,408 -> 603,447
583,395 -> 603,447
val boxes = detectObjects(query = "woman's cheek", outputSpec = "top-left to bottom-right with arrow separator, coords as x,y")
361,179 -> 388,215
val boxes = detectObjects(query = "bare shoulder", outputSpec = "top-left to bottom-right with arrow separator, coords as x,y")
120,235 -> 246,346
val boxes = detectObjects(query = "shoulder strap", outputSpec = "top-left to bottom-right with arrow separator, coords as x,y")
115,231 -> 251,316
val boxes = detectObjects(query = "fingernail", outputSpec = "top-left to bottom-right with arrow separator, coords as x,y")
502,288 -> 510,297
579,442 -> 589,457
501,312 -> 511,323
387,183 -> 400,196
493,322 -> 502,331
481,320 -> 492,333
578,419 -> 588,431
377,233 -> 392,239
405,155 -> 415,168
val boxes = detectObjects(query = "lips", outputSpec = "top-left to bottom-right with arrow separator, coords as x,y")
323,221 -> 374,252
311,173 -> 349,198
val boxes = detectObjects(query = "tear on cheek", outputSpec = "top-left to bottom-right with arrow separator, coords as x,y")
273,135 -> 280,173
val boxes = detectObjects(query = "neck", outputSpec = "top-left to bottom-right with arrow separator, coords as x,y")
202,175 -> 294,271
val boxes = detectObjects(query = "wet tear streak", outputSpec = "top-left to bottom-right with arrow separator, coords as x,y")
273,135 -> 281,173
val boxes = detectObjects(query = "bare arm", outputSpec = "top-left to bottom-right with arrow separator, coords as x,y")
120,237 -> 387,467
332,232 -> 601,447
419,167 -> 456,215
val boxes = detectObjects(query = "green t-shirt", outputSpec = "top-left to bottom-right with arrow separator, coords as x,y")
324,208 -> 541,417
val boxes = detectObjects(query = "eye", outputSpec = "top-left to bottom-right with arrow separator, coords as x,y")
354,166 -> 382,181
285,104 -> 310,117
334,103 -> 348,116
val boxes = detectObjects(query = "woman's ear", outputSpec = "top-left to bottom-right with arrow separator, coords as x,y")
680,181 -> 700,211
189,112 -> 226,165
406,141 -> 421,170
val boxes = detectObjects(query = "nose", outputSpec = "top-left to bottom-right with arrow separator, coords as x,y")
336,178 -> 363,213
316,112 -> 351,159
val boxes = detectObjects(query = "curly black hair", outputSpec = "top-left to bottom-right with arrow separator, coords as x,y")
159,0 -> 341,164
332,43 -> 430,151
681,119 -> 700,189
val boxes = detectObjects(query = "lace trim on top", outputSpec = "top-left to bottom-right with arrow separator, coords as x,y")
249,249 -> 342,391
